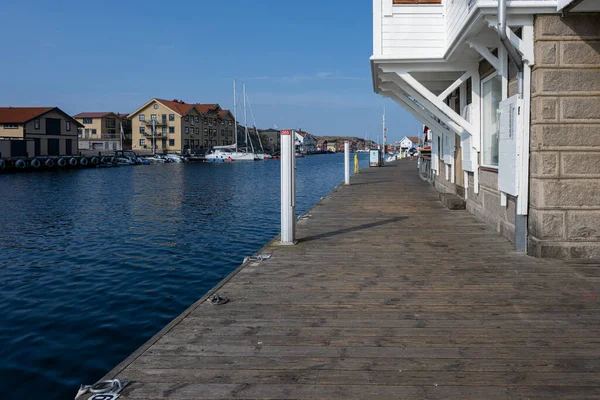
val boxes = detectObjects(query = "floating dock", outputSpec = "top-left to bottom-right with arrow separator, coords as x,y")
93,160 -> 600,399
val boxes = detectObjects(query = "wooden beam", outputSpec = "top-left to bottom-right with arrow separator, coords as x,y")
438,71 -> 472,101
399,72 -> 475,135
466,39 -> 501,72
380,84 -> 453,137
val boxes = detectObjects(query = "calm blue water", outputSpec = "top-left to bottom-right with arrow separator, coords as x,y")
0,153 -> 369,400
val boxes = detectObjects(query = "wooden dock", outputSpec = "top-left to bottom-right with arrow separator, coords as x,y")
101,160 -> 600,399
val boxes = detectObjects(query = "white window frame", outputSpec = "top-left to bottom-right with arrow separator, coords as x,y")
480,72 -> 502,169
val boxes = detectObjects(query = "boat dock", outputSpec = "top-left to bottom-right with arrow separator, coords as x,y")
95,160 -> 600,399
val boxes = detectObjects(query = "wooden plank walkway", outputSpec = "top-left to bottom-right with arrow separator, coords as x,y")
102,161 -> 600,399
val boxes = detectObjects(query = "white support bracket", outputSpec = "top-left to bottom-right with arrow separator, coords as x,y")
466,38 -> 501,72
438,71 -> 472,101
483,16 -> 535,64
399,72 -> 475,136
380,85 -> 453,138
380,72 -> 471,137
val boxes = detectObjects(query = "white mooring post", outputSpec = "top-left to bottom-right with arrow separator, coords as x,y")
280,129 -> 296,245
344,141 -> 350,185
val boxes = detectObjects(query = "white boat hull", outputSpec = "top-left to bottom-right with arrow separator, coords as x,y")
206,151 -> 256,162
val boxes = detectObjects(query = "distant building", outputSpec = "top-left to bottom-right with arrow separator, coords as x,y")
326,142 -> 337,152
0,107 -> 82,158
294,130 -> 317,153
258,129 -> 280,153
399,136 -> 421,150
74,112 -> 128,151
128,98 -> 235,154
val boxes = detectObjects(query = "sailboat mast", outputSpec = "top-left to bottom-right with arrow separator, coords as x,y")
382,106 -> 386,153
243,83 -> 249,152
233,79 -> 238,152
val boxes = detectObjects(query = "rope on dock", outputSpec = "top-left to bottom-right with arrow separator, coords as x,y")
209,294 -> 229,305
75,379 -> 127,399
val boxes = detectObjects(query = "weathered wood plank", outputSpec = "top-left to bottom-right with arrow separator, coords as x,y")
96,161 -> 600,399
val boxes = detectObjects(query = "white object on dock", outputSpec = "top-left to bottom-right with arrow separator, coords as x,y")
344,141 -> 350,185
280,129 -> 296,245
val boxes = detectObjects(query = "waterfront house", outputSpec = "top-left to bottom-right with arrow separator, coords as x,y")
258,129 -> 280,153
399,136 -> 421,150
326,142 -> 337,153
0,107 -> 82,158
129,99 -> 235,154
198,106 -> 235,149
371,0 -> 600,258
74,112 -> 128,151
294,130 -> 317,153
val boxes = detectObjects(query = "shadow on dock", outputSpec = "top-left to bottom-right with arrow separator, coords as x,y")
299,216 -> 408,243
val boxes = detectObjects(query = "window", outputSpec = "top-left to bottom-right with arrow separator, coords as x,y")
195,128 -> 199,134
151,114 -> 157,121
184,139 -> 189,146
34,119 -> 40,129
481,73 -> 502,167
162,127 -> 167,134
4,123 -> 18,129
139,114 -> 145,121
106,118 -> 116,128
184,116 -> 189,122
91,129 -> 97,135
204,128 -> 208,134
169,114 -> 175,121
169,126 -> 175,134
204,118 -> 208,124
204,140 -> 208,146
140,126 -> 145,134
84,129 -> 90,137
161,114 -> 167,122
185,127 -> 189,133
140,138 -> 146,146
66,121 -> 71,131
77,128 -> 82,137
83,118 -> 92,124
46,118 -> 61,134
169,139 -> 175,146
195,116 -> 199,123
190,116 -> 195,125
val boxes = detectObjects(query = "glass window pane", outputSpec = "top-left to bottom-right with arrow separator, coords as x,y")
482,75 -> 502,167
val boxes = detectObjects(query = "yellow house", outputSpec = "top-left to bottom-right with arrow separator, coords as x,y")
326,143 -> 337,152
129,99 -> 203,154
0,107 -> 82,158
74,112 -> 126,151
129,99 -> 235,154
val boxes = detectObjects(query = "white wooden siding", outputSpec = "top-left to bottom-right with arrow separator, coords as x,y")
382,5 -> 445,58
446,0 -> 470,51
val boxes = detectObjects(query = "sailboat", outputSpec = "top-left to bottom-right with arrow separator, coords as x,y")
245,89 -> 268,160
205,80 -> 255,162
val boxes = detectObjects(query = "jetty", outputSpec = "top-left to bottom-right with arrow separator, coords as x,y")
96,160 -> 600,399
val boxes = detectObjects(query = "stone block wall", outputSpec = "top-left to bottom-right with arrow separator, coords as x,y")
433,162 -> 456,194
528,14 -> 600,258
466,171 -> 517,243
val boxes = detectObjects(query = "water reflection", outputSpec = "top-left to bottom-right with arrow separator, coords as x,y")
0,153 -> 369,400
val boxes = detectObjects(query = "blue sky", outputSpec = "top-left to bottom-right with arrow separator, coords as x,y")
0,0 -> 422,143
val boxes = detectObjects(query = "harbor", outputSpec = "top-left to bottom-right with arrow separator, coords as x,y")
0,153 -> 370,400
80,160 -> 600,399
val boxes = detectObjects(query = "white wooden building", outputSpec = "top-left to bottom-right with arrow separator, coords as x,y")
399,136 -> 420,150
371,0 -> 600,258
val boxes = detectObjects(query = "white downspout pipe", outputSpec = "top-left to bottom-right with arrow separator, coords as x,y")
498,0 -> 524,95
498,0 -> 528,252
